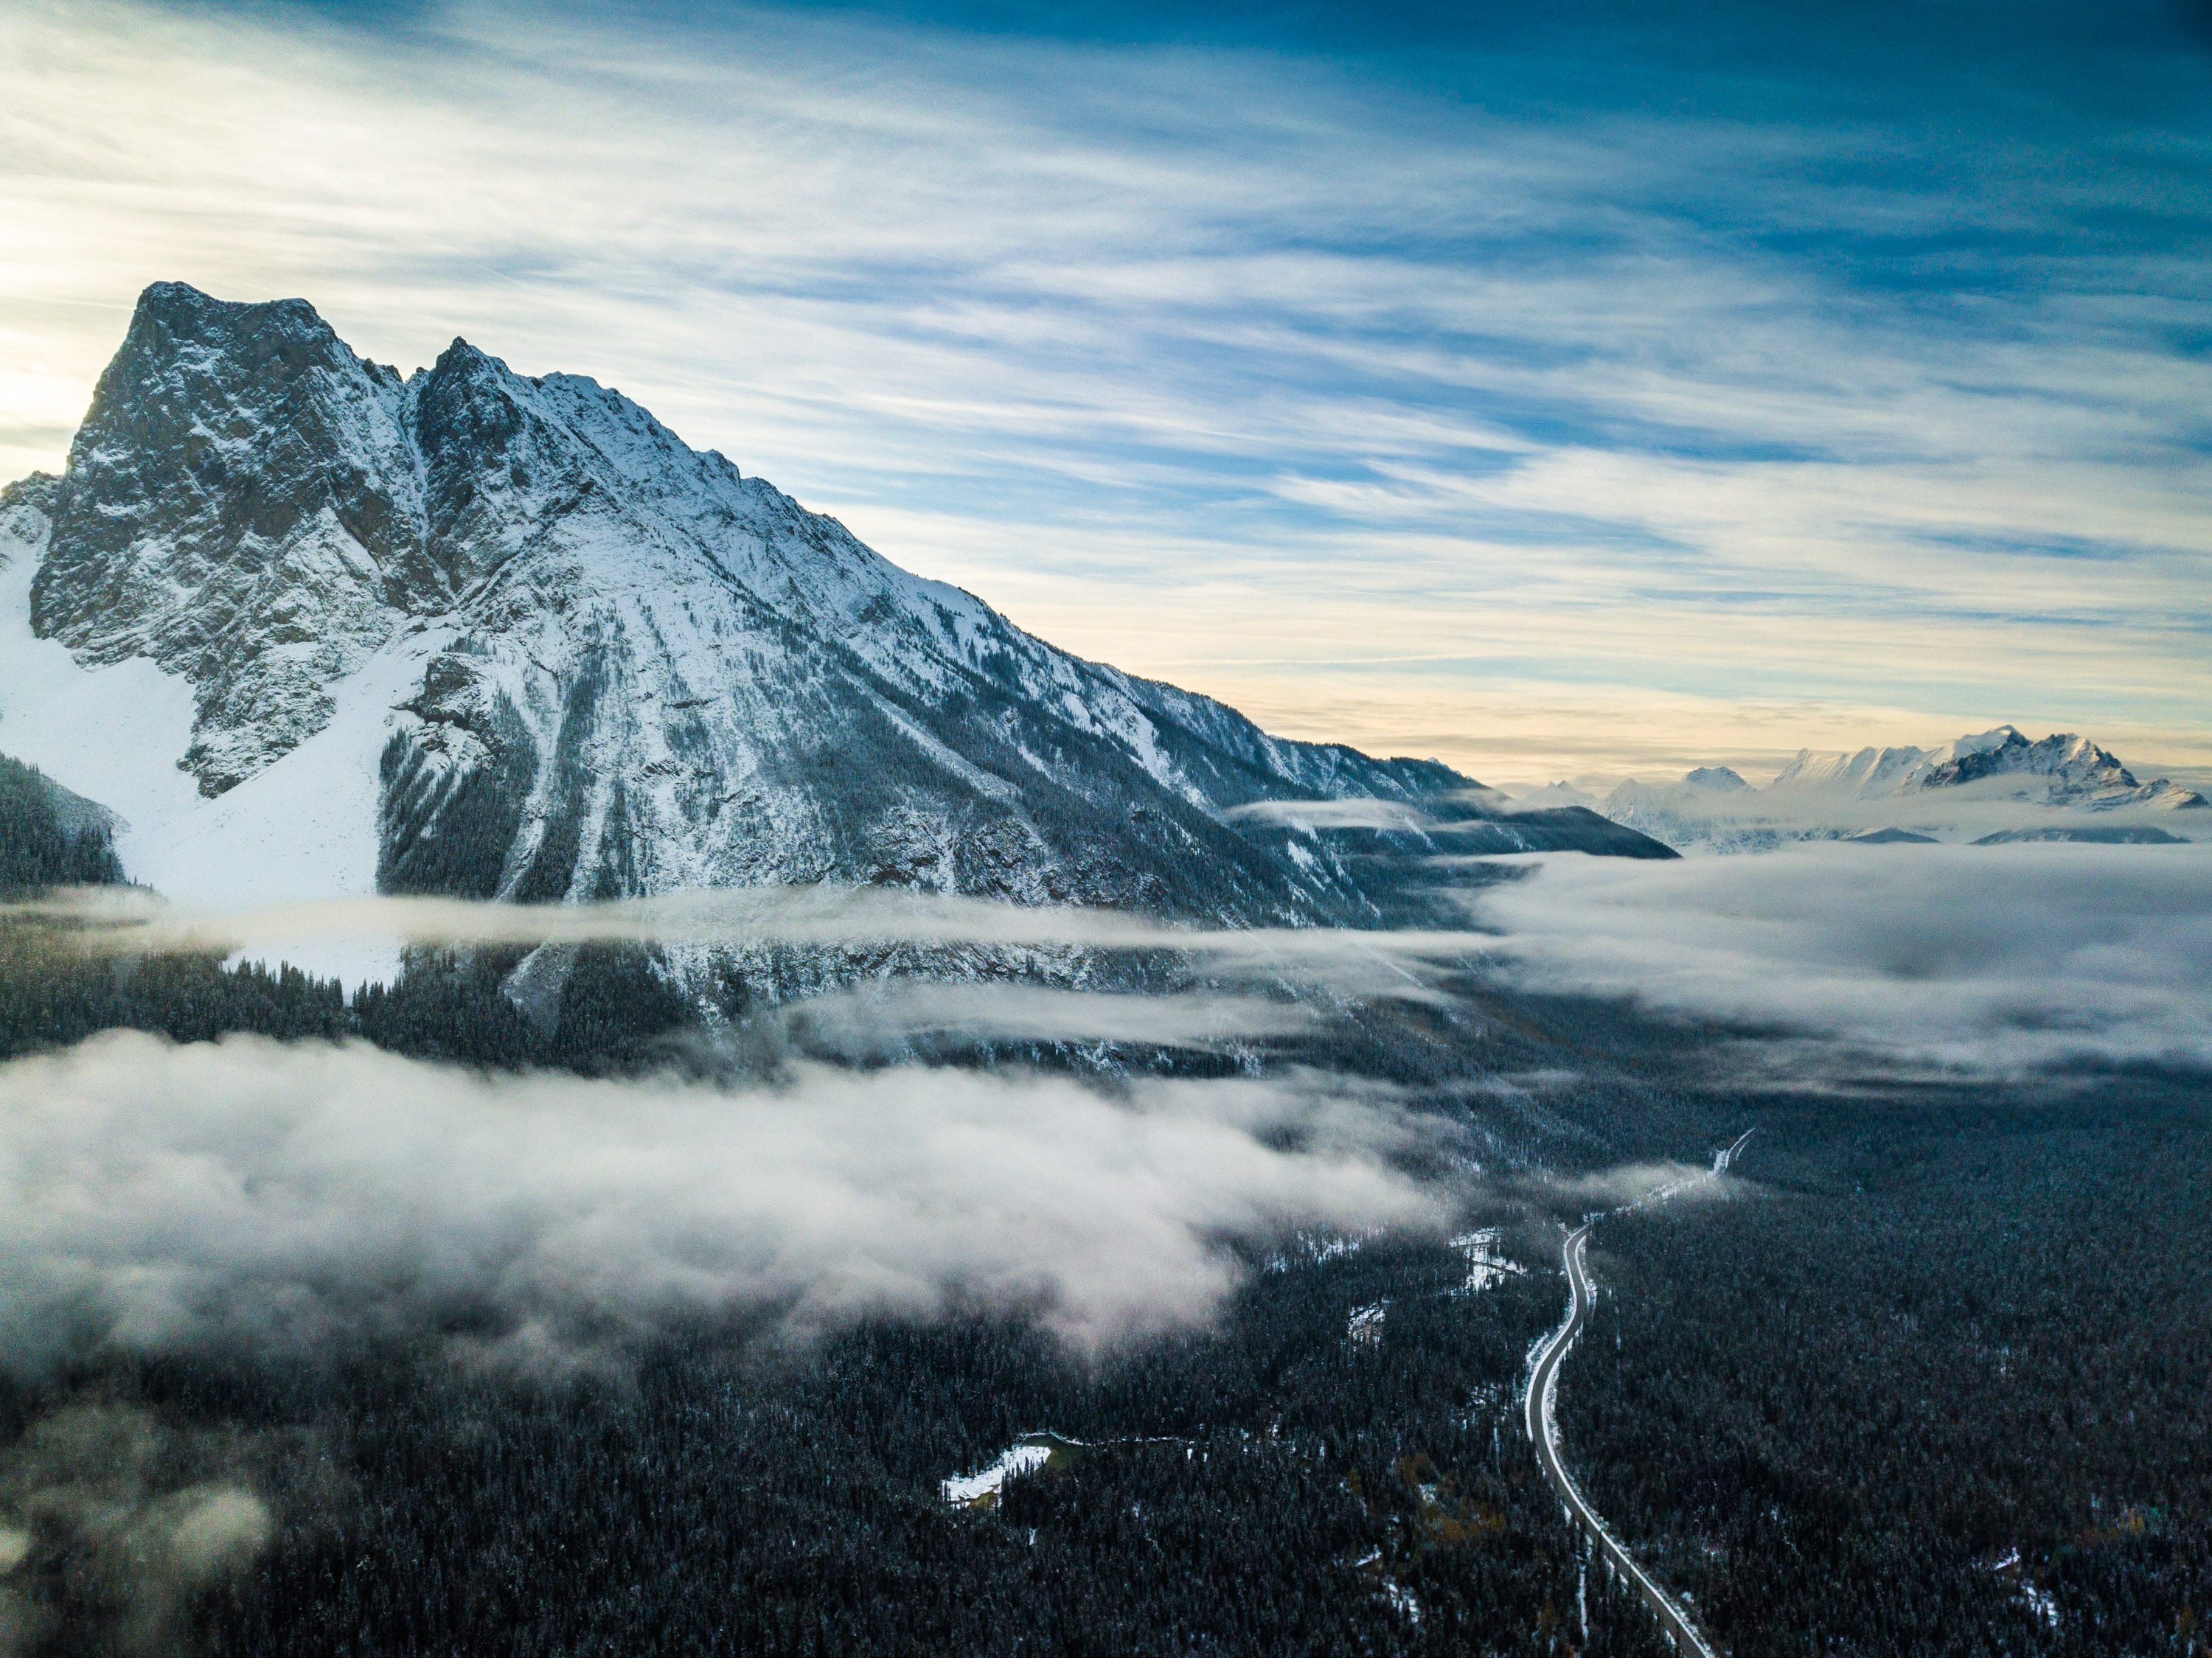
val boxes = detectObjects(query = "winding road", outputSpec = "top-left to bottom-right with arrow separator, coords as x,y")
1523,1131 -> 1753,1658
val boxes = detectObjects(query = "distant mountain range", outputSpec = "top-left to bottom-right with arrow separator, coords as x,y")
1522,727 -> 2204,852
1767,728 -> 2203,811
0,283 -> 1668,984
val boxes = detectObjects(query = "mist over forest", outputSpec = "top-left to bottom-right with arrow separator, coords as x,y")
2,755 -> 2206,1657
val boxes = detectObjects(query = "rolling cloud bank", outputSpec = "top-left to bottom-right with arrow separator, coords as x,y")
18,840 -> 2208,1079
7,884 -> 1484,1010
2,841 -> 2199,1402
773,982 -> 1321,1058
1466,843 -> 2212,1076
0,1032 -> 1447,1377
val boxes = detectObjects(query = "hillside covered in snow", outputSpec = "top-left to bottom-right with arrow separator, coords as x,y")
0,283 -> 1666,966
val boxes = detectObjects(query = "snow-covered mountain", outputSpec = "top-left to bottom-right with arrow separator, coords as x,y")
0,282 -> 1663,951
1555,726 -> 2204,853
1767,728 -> 2205,812
1588,767 -> 1802,855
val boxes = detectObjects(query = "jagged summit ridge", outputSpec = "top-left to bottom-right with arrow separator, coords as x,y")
3,282 -> 1664,940
29,284 -> 430,790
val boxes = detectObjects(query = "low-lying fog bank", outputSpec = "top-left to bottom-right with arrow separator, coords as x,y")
0,1033 -> 1454,1376
1464,841 -> 2212,1076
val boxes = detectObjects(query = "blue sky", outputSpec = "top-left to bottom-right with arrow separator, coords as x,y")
2,0 -> 2208,786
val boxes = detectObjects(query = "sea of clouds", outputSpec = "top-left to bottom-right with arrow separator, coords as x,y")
0,1032 -> 1450,1377
1463,841 -> 2212,1076
5,840 -> 2202,1396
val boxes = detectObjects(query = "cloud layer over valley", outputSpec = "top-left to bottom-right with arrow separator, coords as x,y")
7,884 -> 1485,1009
20,849 -> 2207,1079
1464,843 -> 2212,1076
0,1032 -> 1448,1376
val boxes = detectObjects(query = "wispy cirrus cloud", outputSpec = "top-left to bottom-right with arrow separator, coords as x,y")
1,0 -> 2207,784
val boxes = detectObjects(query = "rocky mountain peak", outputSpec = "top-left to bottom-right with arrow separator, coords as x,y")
1920,728 -> 2141,795
31,284 -> 431,793
120,281 -> 369,375
5,283 -> 1670,956
19,288 -> 751,797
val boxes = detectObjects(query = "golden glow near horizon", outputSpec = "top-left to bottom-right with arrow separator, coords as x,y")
3,0 -> 2208,791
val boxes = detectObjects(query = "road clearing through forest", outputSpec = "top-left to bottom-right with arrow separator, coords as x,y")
1523,1129 -> 1753,1657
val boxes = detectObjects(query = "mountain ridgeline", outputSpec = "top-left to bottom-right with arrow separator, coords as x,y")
1543,726 -> 2205,854
1,282 -> 1666,945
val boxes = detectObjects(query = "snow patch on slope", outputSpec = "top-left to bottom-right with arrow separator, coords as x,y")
0,498 -> 202,860
2,490 -> 426,983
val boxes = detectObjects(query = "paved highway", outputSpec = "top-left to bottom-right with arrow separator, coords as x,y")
1523,1131 -> 1753,1657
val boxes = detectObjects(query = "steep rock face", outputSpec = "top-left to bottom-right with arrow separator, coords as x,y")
31,288 -> 434,793
14,282 -> 1666,935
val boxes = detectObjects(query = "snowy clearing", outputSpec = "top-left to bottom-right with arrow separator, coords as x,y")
942,1441 -> 1056,1508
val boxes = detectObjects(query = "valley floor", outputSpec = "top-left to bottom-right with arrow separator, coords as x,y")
0,916 -> 2202,1657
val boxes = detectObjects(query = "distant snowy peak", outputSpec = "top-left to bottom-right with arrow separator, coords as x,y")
1576,724 -> 2203,854
1509,781 -> 1598,812
1765,743 -> 1928,799
1771,726 -> 2204,811
1681,766 -> 1751,794
4,281 -> 1668,934
1592,775 -> 1790,857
